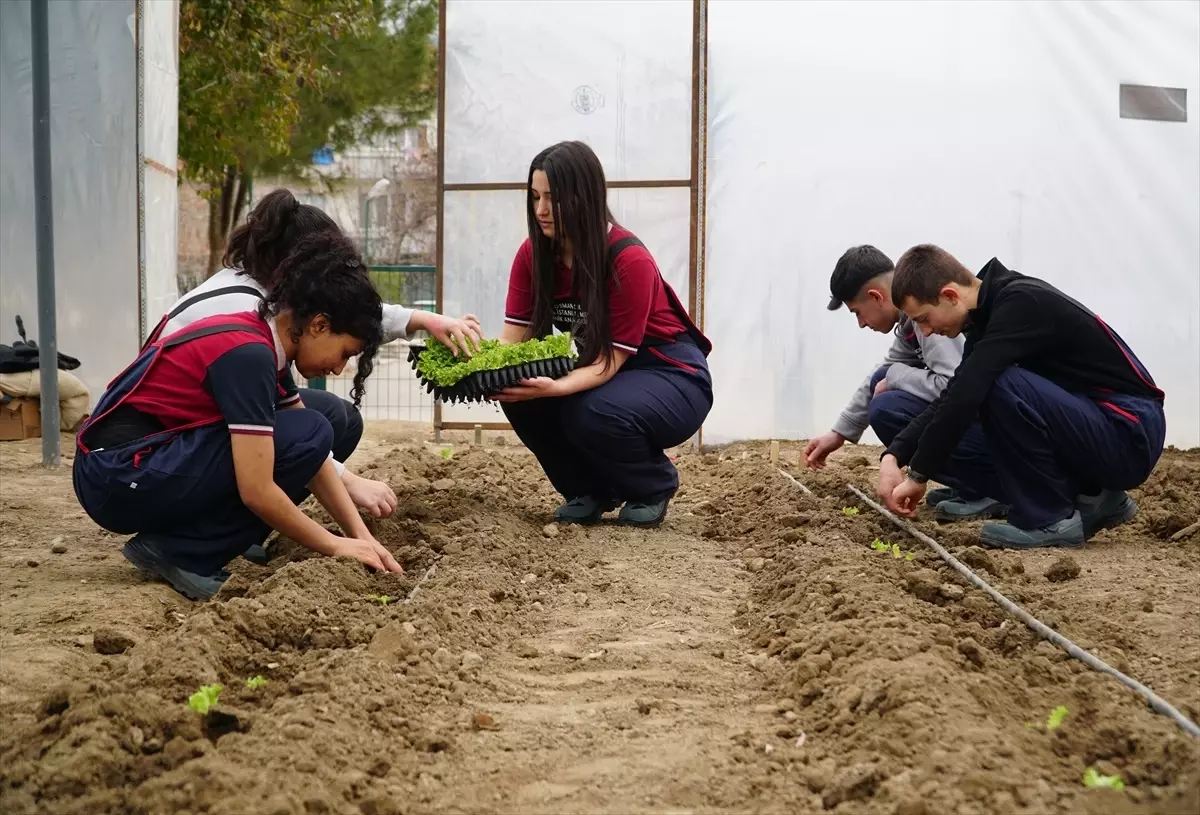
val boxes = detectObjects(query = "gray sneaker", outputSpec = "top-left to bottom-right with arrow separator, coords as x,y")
979,511 -> 1085,550
935,496 -> 1009,521
122,537 -> 229,600
617,498 -> 671,528
926,486 -> 959,507
554,496 -> 620,525
1077,490 -> 1138,538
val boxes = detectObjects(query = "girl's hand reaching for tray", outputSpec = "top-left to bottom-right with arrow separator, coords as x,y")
416,312 -> 483,357
491,377 -> 560,402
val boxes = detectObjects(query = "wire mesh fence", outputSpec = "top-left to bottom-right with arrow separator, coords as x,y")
294,265 -> 437,423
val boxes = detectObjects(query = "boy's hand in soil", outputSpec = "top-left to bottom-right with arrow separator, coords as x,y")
343,471 -> 397,518
333,537 -> 403,573
890,478 -> 925,517
878,454 -> 905,508
804,431 -> 846,469
366,538 -> 404,573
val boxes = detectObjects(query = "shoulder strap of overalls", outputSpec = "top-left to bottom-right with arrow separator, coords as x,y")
608,236 -> 711,356
160,321 -> 263,349
141,285 -> 264,351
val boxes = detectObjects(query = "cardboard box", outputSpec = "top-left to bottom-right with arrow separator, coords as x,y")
0,397 -> 41,441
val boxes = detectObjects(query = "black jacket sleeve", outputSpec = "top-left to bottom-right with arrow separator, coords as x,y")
886,288 -> 1057,475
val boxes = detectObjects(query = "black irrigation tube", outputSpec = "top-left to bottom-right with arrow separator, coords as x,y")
774,468 -> 1200,739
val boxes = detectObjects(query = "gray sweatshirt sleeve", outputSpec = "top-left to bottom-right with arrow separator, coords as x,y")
830,333 -> 923,442
884,332 -> 963,403
381,304 -> 416,343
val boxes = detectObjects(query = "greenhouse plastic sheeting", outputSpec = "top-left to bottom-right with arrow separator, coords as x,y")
439,187 -> 693,427
0,0 -> 140,403
443,0 -> 693,184
703,0 -> 1199,447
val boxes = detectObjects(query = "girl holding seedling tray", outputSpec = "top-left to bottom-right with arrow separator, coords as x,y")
485,141 -> 713,527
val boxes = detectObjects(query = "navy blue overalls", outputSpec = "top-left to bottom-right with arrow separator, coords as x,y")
74,321 -> 333,576
501,237 -> 714,504
979,301 -> 1166,530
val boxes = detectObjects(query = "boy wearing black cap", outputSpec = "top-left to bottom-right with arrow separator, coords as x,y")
880,245 -> 1165,549
806,245 -> 1008,521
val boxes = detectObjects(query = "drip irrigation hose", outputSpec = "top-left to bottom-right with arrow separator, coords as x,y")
834,482 -> 1200,739
404,559 -> 439,605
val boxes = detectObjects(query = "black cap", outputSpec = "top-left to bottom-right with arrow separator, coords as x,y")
827,245 -> 895,310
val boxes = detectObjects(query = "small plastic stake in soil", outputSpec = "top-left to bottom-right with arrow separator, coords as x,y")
405,560 -> 439,605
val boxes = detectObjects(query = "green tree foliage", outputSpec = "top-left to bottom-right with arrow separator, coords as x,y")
178,0 -> 437,274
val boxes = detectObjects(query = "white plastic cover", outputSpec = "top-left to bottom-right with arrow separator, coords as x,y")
0,0 -> 141,402
140,0 -> 181,333
439,187 -> 693,426
703,0 -> 1200,447
443,0 -> 693,184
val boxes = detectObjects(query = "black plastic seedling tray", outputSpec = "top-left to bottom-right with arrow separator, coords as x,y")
407,344 -> 576,404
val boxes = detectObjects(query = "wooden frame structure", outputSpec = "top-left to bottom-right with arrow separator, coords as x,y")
433,0 -> 709,437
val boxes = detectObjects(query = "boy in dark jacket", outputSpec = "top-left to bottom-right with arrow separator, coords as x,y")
878,244 -> 1165,549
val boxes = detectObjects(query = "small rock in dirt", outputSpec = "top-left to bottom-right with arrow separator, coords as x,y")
776,698 -> 795,712
432,648 -> 458,671
129,726 -> 145,749
574,592 -> 589,605
401,622 -> 417,635
471,712 -> 501,731
783,710 -> 798,722
781,530 -> 802,543
26,559 -> 38,567
822,764 -> 881,809
957,637 -> 986,667
51,542 -> 68,554
845,456 -> 869,470
513,640 -> 539,659
742,547 -> 760,560
93,628 -> 136,655
1141,599 -> 1154,613
636,698 -> 658,715
779,514 -> 810,528
747,558 -> 766,573
521,573 -> 537,584
1150,656 -> 1161,664
460,651 -> 484,671
283,723 -> 310,740
904,569 -> 943,603
837,685 -> 863,712
431,479 -> 455,492
754,703 -> 778,714
958,546 -> 999,576
1045,556 -> 1081,583
531,602 -> 543,612
443,541 -> 464,555
939,583 -> 965,602
542,523 -> 560,538
367,758 -> 391,778
141,737 -> 164,754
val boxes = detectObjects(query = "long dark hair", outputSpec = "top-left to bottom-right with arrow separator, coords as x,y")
257,230 -> 383,408
224,188 -> 340,288
526,141 -> 617,369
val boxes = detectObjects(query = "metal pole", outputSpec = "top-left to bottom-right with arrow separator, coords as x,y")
31,0 -> 60,466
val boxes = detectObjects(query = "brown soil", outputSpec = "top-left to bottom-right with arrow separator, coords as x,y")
1,427 -> 1198,815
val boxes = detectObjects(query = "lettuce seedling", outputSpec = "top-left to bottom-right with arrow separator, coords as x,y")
188,684 -> 223,715
246,676 -> 267,690
367,594 -> 393,605
1082,767 -> 1125,790
440,446 -> 454,460
842,507 -> 860,517
869,538 -> 915,560
416,334 -> 576,387
1046,705 -> 1069,730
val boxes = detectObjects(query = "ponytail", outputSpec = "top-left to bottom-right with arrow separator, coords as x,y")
224,188 -> 340,288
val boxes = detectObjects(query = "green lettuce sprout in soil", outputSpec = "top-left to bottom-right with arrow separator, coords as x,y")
842,507 -> 860,517
416,334 -> 576,387
440,446 -> 454,460
245,676 -> 268,690
188,684 -> 223,715
367,594 -> 393,605
870,538 -> 915,561
1046,705 -> 1069,730
1082,767 -> 1125,790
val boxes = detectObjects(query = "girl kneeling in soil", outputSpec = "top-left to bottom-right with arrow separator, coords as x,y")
493,141 -> 713,527
73,232 -> 403,600
149,187 -> 483,527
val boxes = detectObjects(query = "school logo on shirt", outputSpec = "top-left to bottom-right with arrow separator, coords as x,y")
552,299 -> 586,330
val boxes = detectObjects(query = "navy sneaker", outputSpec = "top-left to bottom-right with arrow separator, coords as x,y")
554,496 -> 620,525
242,544 -> 272,566
926,486 -> 959,507
617,498 -> 671,528
979,511 -> 1085,550
935,496 -> 1009,521
1077,490 -> 1138,538
122,536 -> 229,600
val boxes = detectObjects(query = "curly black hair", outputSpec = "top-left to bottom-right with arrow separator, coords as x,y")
256,230 -> 383,407
224,188 -> 340,288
